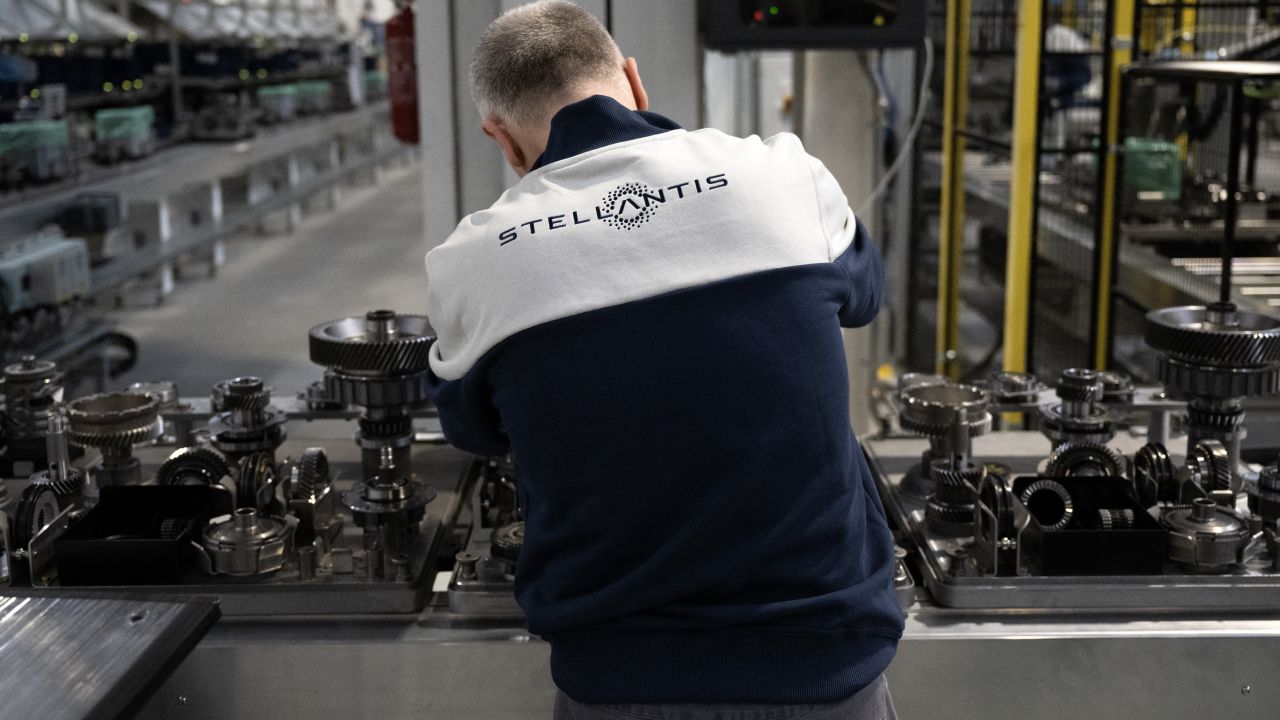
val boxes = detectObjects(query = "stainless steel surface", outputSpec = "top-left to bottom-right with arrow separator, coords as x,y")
0,593 -> 219,720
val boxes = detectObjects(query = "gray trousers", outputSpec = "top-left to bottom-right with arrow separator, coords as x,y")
553,674 -> 896,720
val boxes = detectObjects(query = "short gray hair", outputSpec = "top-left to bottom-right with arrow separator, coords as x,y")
470,1 -> 623,124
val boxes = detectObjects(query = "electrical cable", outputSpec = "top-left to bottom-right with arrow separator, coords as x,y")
856,36 -> 934,217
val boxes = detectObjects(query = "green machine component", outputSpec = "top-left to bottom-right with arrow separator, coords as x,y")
0,120 -> 72,184
257,84 -> 300,124
365,70 -> 388,100
297,80 -> 333,115
1123,137 -> 1182,201
94,107 -> 156,163
0,230 -> 91,313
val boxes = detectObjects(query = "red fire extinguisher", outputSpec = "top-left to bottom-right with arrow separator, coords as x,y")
386,0 -> 419,144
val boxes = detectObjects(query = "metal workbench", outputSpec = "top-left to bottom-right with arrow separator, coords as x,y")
104,422 -> 1280,720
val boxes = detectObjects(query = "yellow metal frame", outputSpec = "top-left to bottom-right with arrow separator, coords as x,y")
935,0 -> 970,379
1002,0 -> 1044,374
1093,0 -> 1137,369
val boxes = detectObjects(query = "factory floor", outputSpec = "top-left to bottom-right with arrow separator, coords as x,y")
110,162 -> 428,398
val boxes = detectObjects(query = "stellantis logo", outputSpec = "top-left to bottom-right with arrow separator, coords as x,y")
498,173 -> 729,246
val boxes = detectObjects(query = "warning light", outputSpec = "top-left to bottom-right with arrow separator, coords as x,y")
753,9 -> 764,22
123,80 -> 133,91
103,82 -> 113,92
29,89 -> 39,99
770,5 -> 780,15
239,69 -> 250,80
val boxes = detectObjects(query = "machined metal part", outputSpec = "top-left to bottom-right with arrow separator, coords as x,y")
986,371 -> 1044,405
1185,440 -> 1232,494
925,460 -> 983,537
207,377 -> 288,462
310,310 -> 436,480
1044,442 -> 1128,478
1097,508 -> 1136,530
309,310 -> 435,373
898,383 -> 993,439
1145,305 -> 1280,367
1162,498 -> 1252,570
301,379 -> 346,411
28,415 -> 85,500
1136,443 -> 1177,507
237,451 -> 282,514
342,447 -> 435,580
1249,458 -> 1280,522
1039,369 -> 1114,447
12,483 -> 59,552
65,392 -> 162,487
2,357 -> 62,474
1020,479 -> 1075,531
1098,371 -> 1135,404
200,508 -> 293,576
283,447 -> 339,550
974,472 -> 1035,577
156,446 -> 232,487
128,381 -> 192,445
893,545 -> 915,614
489,521 -> 524,566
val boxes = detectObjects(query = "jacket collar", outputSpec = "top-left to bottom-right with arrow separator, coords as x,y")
531,95 -> 682,171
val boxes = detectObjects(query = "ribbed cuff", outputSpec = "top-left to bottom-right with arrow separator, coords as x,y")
550,629 -> 899,705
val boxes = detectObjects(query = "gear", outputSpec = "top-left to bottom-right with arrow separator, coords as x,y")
1158,357 -> 1280,398
1098,371 -> 1135,404
220,377 -> 271,412
293,447 -> 331,500
1186,439 -> 1232,492
1186,405 -> 1245,432
30,467 -> 86,498
237,452 -> 277,511
1020,479 -> 1075,531
65,392 -> 162,449
1044,442 -> 1127,478
925,460 -> 984,536
490,521 -> 524,565
13,483 -> 60,551
358,416 -> 414,439
987,371 -> 1044,404
1250,463 -> 1280,521
1097,508 -> 1136,529
157,446 -> 232,486
898,383 -> 992,438
1056,368 -> 1102,403
324,371 -> 432,408
125,381 -> 179,409
1135,442 -> 1177,506
309,310 -> 435,374
1146,304 -> 1280,368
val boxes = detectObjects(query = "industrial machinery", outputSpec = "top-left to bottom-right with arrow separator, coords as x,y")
876,300 -> 1280,608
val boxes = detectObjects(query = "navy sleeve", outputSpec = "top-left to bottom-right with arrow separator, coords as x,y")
428,365 -> 511,456
834,218 -> 884,328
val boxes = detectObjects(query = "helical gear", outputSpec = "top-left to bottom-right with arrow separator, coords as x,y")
1044,442 -> 1128,478
156,446 -> 232,486
1185,439 -> 1232,492
1146,305 -> 1280,367
308,311 -> 435,374
65,393 -> 162,450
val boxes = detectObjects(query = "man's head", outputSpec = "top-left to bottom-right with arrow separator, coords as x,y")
471,0 -> 648,176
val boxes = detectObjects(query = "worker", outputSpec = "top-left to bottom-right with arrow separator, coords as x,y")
424,2 -> 902,717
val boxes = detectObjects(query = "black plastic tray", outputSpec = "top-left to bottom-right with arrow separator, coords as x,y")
55,485 -> 232,585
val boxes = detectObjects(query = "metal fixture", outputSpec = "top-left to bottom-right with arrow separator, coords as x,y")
489,521 -> 523,569
28,415 -> 85,502
200,508 -> 293,576
897,382 -> 991,499
237,452 -> 282,514
1161,498 -> 1251,571
1146,304 -> 1280,491
1020,480 -> 1074,531
207,377 -> 287,464
1039,368 -> 1113,447
974,472 -> 1033,577
1135,443 -> 1177,507
1097,371 -> 1135,404
1,356 -> 64,475
341,446 -> 435,581
1249,456 -> 1280,523
283,447 -> 337,550
12,483 -> 59,552
310,310 -> 434,479
127,381 -> 192,445
65,392 -> 162,487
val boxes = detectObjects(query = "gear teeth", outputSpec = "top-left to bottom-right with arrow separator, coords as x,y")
1020,479 -> 1075,531
1186,439 -> 1232,492
13,484 -> 59,550
1045,442 -> 1127,478
294,447 -> 331,499
1158,357 -> 1280,398
157,446 -> 232,486
1146,306 -> 1280,367
309,314 -> 435,374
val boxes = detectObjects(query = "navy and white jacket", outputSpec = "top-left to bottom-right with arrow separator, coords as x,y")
425,96 -> 903,704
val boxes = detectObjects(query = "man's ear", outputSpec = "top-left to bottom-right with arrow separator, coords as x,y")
623,57 -> 649,112
482,117 -> 529,176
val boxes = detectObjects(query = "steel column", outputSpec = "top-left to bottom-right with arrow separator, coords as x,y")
935,0 -> 970,379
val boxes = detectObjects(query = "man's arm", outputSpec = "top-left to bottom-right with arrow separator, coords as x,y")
427,362 -> 512,456
807,150 -> 885,328
835,217 -> 884,328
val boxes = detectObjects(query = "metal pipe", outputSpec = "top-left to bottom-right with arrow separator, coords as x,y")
935,0 -> 971,379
